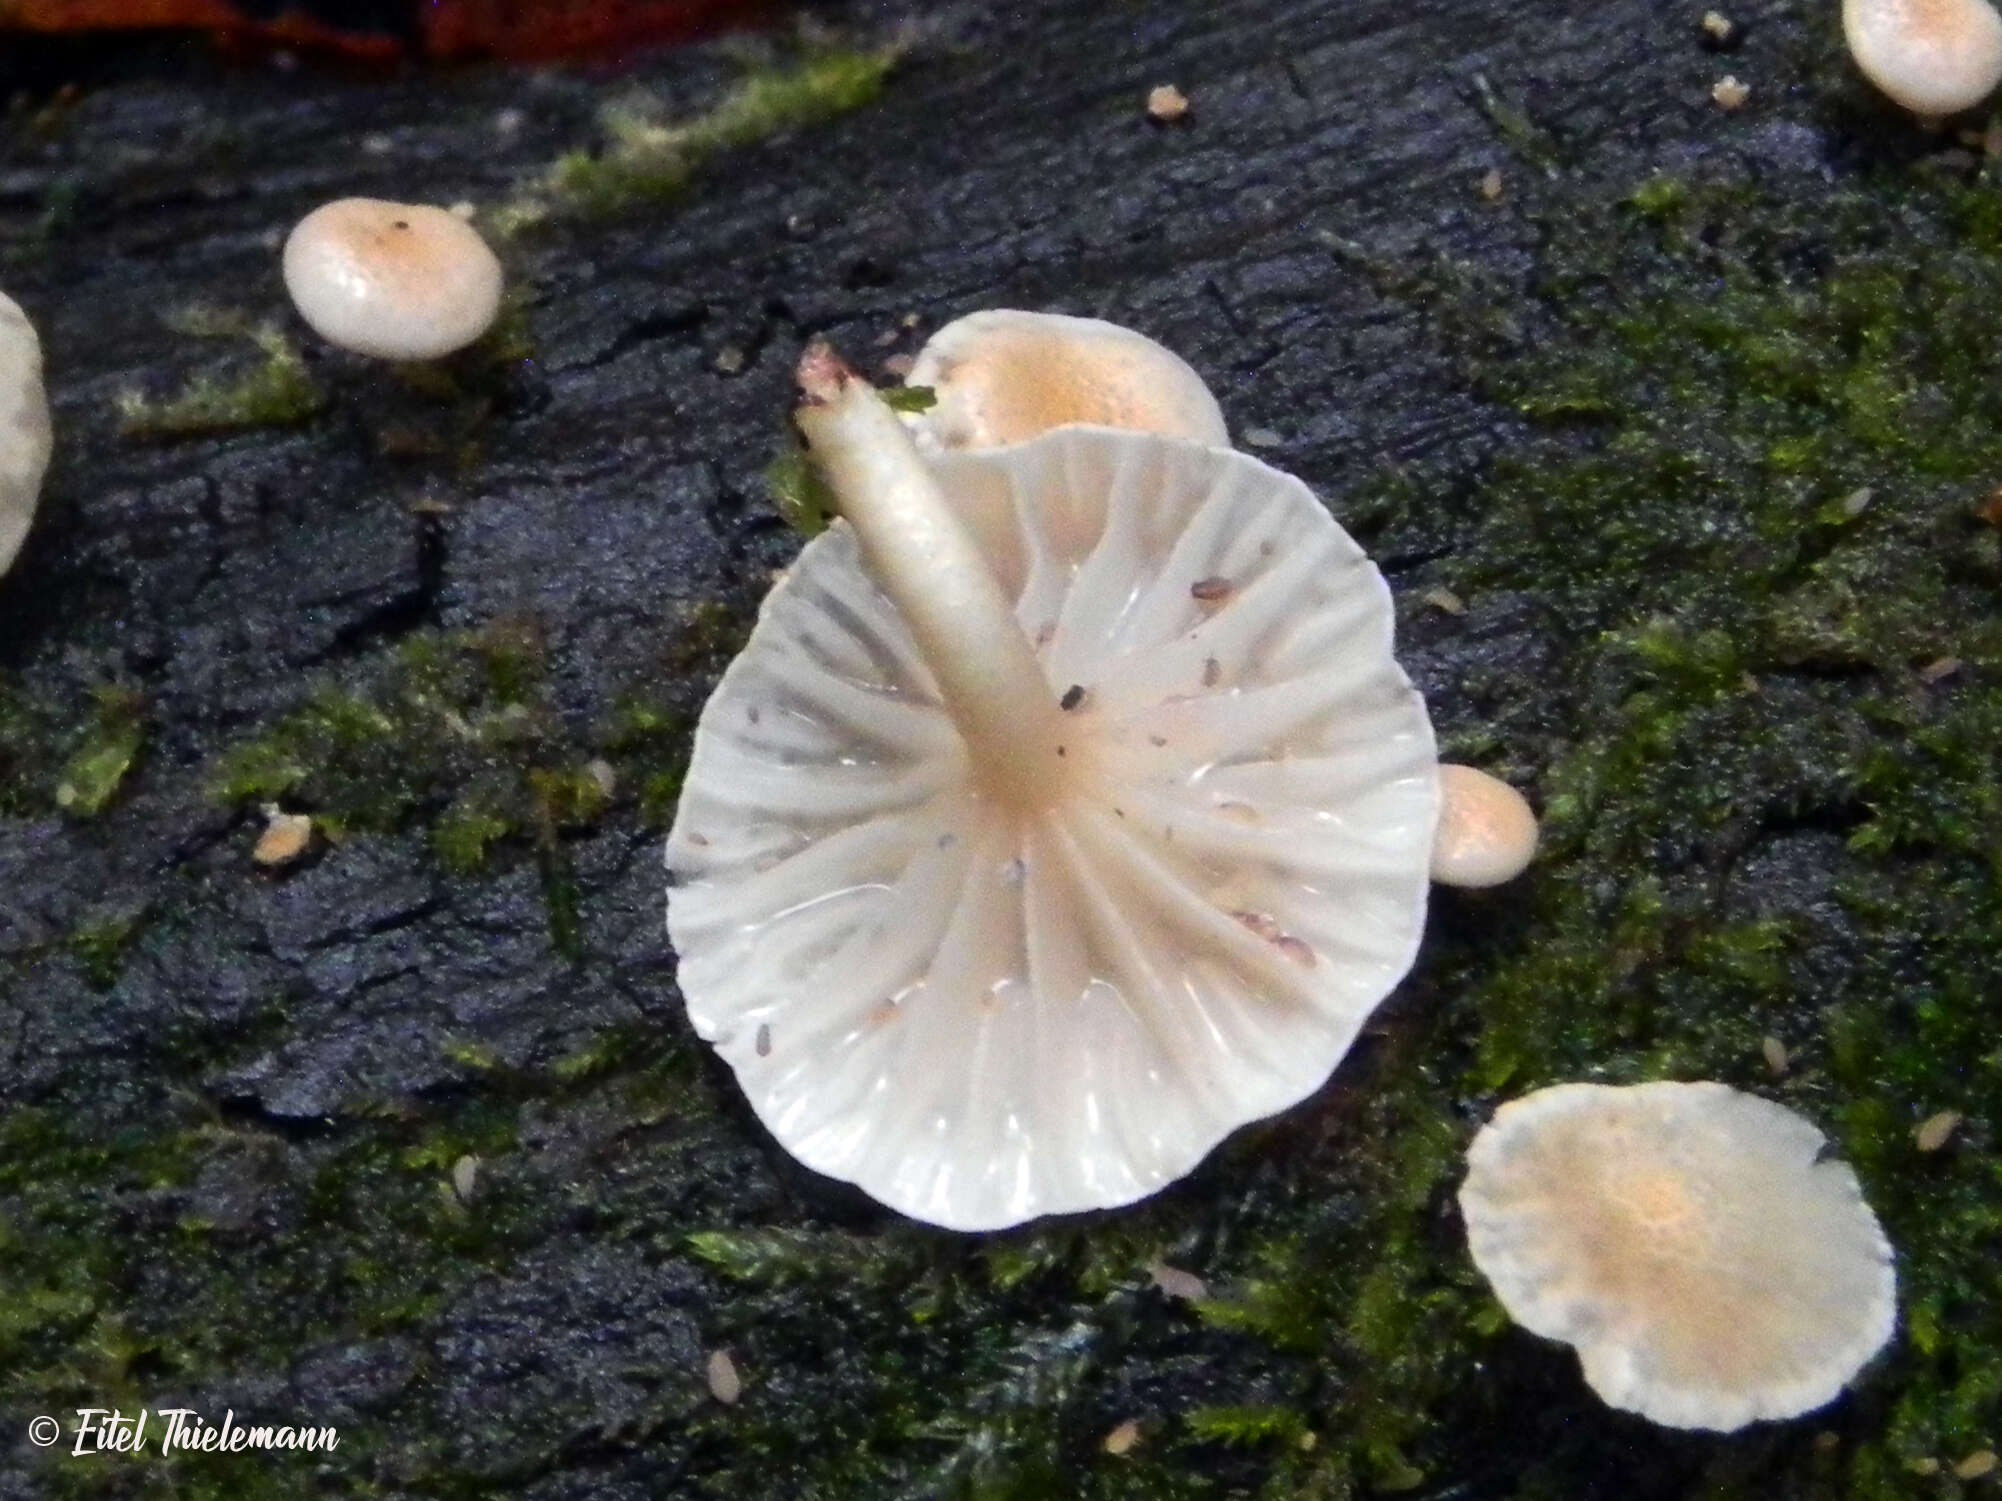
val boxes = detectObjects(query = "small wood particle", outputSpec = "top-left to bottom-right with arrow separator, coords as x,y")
253,808 -> 314,867
756,1023 -> 772,1057
1148,1261 -> 1208,1301
1421,586 -> 1467,616
1712,75 -> 1751,111
1190,576 -> 1233,603
713,345 -> 747,375
1202,656 -> 1222,687
451,1153 -> 479,1203
1060,683 -> 1088,711
1103,1419 -> 1142,1456
1479,167 -> 1505,202
706,1348 -> 743,1405
1956,1450 -> 1999,1481
1146,84 -> 1189,122
1909,1457 -> 1943,1477
881,353 -> 916,379
1232,909 -> 1281,940
1273,934 -> 1316,968
1915,1109 -> 1962,1153
585,758 -> 617,799
1761,1035 -> 1789,1076
1918,656 -> 1963,684
1701,10 -> 1736,43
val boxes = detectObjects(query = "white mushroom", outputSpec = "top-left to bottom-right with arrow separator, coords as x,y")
902,311 -> 1533,886
0,291 -> 52,578
281,199 -> 503,361
1459,1081 -> 1897,1432
665,346 -> 1438,1231
1430,764 -> 1537,888
1843,0 -> 2002,118
902,309 -> 1229,454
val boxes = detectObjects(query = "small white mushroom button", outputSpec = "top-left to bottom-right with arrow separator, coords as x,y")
1844,0 -> 2002,118
1430,764 -> 1538,888
282,198 -> 503,361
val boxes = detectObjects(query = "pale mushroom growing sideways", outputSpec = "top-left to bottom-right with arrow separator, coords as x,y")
0,290 -> 52,578
282,198 -> 503,361
901,309 -> 1230,454
1459,1081 -> 1897,1431
666,346 -> 1443,1230
1843,0 -> 2002,119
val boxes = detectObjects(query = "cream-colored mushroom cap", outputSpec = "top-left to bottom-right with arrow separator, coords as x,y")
281,198 -> 503,361
0,291 -> 52,578
1431,764 -> 1537,888
903,309 -> 1229,454
667,357 -> 1436,1232
1460,1081 -> 1896,1432
1843,0 -> 2002,116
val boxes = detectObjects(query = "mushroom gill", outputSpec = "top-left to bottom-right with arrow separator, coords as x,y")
665,348 -> 1437,1230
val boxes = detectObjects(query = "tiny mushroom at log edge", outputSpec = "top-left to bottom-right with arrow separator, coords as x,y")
663,326 -> 1537,1231
0,290 -> 53,578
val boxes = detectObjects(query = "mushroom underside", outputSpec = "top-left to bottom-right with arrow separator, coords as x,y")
668,427 -> 1437,1231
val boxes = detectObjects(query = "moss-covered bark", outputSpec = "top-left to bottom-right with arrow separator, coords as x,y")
1,0 -> 1997,1496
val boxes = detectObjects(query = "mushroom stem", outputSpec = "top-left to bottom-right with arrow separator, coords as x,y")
795,343 -> 1069,806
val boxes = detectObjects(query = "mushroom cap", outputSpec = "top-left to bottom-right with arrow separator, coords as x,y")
1459,1081 -> 1896,1432
281,198 -> 503,361
1431,764 -> 1538,888
0,291 -> 52,578
667,427 -> 1437,1230
903,310 -> 1229,454
1843,0 -> 2002,116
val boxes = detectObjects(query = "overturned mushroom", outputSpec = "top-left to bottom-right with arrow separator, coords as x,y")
904,311 -> 1535,885
666,348 -> 1439,1230
1459,1081 -> 1896,1431
0,291 -> 52,578
282,198 -> 503,361
901,309 -> 1229,454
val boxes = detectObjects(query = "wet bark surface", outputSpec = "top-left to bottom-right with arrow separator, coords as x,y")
1,1 -> 1996,1496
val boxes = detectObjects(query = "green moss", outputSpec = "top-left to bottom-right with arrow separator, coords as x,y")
116,323 -> 322,440
54,685 -> 147,817
501,44 -> 903,230
764,441 -> 836,538
206,622 -> 632,960
67,909 -> 148,992
1179,1405 -> 1309,1449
